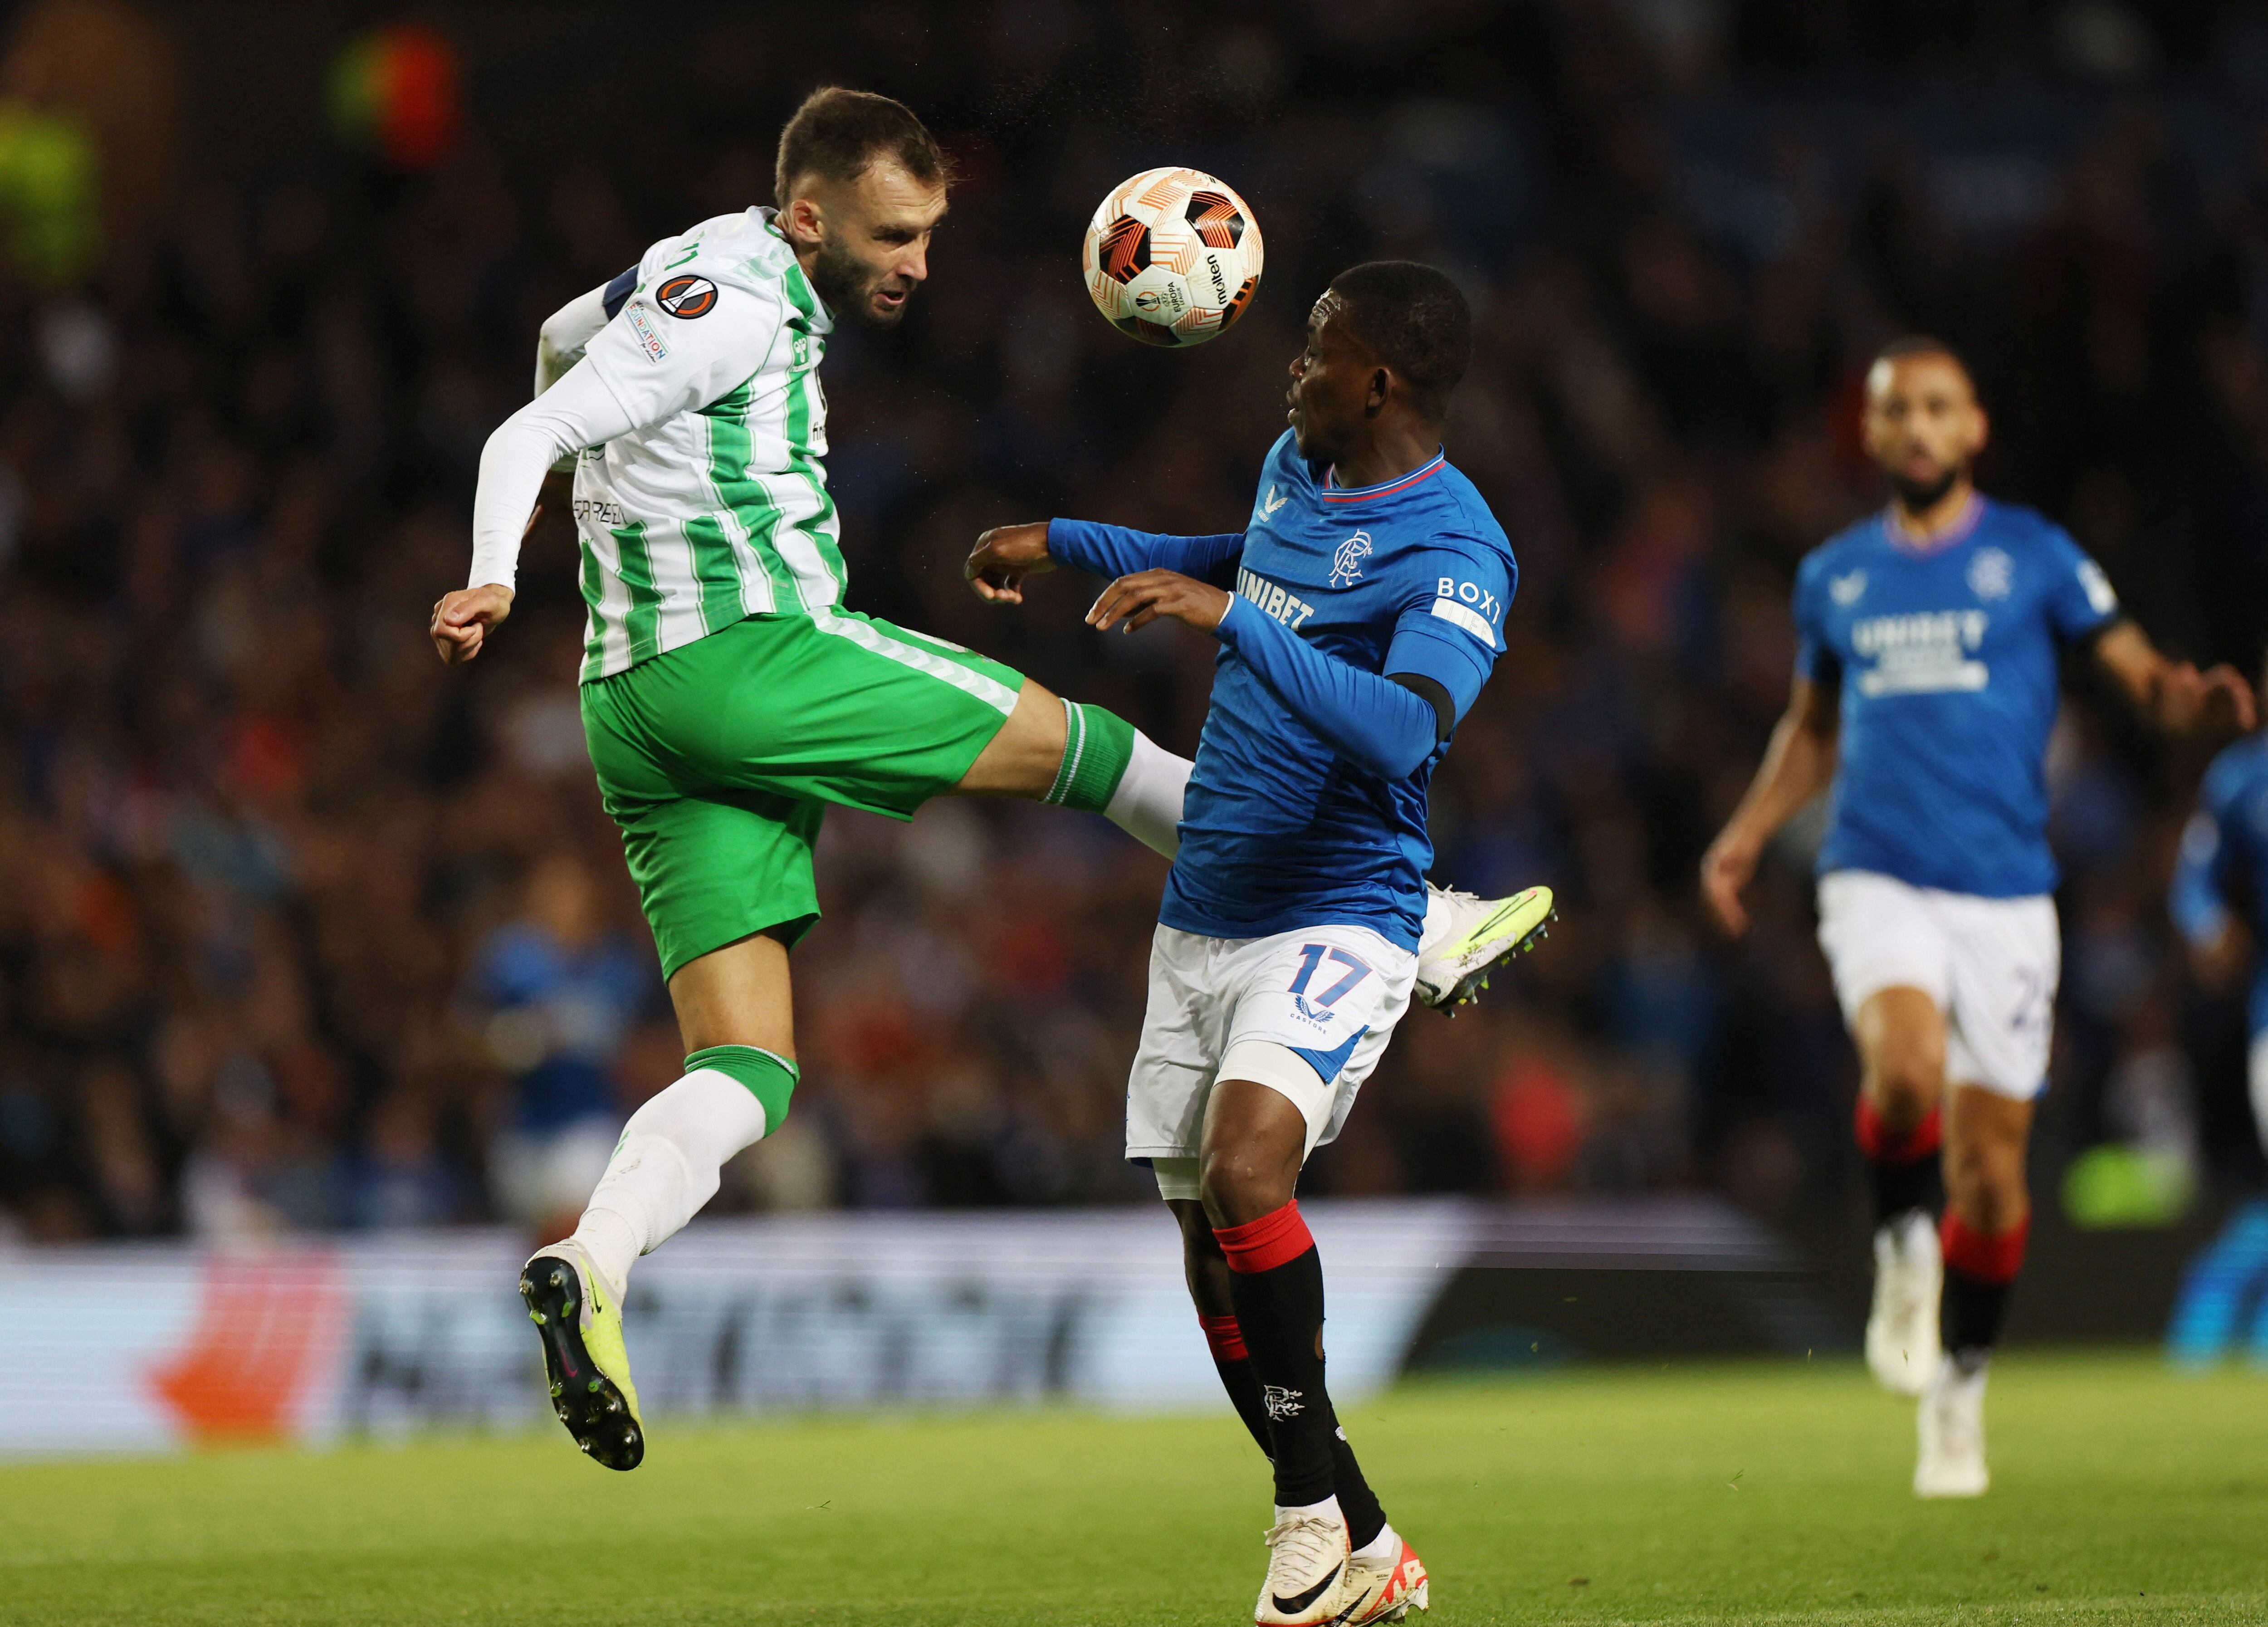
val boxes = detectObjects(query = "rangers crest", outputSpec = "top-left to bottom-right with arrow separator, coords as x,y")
1330,530 -> 1373,588
1967,547 -> 2013,601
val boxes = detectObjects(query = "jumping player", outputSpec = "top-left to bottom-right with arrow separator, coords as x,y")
434,91 -> 1543,1474
1700,337 -> 2252,1495
968,262 -> 1544,1625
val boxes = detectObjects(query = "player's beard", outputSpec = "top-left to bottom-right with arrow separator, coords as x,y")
1887,463 -> 1961,513
807,239 -> 912,329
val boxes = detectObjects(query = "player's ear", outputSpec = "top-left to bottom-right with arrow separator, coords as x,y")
1970,403 -> 1990,458
1366,365 -> 1392,415
782,192 -> 824,246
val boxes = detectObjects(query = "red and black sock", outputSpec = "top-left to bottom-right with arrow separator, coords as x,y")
1200,1311 -> 1386,1547
1941,1212 -> 2028,1369
1216,1200 -> 1340,1510
1199,1313 -> 1273,1457
1856,1099 -> 1944,1226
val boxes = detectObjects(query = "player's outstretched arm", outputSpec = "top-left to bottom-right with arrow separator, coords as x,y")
969,520 -> 1245,606
450,268 -> 780,655
1700,672 -> 1839,937
1089,570 -> 1444,781
2092,621 -> 2257,737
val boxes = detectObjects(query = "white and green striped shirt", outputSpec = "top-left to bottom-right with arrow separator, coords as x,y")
469,208 -> 846,682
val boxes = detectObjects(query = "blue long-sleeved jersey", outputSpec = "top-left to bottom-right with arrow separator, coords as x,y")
2172,732 -> 2268,1032
1051,431 -> 1516,951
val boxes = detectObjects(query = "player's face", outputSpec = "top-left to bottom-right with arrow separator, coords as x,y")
792,160 -> 948,328
1862,352 -> 1989,509
1286,293 -> 1374,462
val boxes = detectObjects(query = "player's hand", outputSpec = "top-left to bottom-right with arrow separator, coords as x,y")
1699,830 -> 1762,938
431,583 -> 515,664
1087,569 -> 1230,635
965,523 -> 1054,604
2158,661 -> 2258,736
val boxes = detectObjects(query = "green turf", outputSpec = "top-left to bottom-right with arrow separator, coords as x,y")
3,1351 -> 2265,1625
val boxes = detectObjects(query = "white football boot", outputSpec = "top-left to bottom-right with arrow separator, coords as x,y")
1914,1354 -> 1990,1498
1340,1528 -> 1430,1623
1254,1504 -> 1355,1626
1415,884 -> 1555,1012
1866,1209 -> 1941,1397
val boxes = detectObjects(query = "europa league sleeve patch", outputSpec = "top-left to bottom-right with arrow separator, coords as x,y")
655,274 -> 719,319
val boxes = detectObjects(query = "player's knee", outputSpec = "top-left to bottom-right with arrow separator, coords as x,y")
1865,1049 -> 1942,1129
1944,1140 -> 2025,1232
1949,1177 -> 2028,1237
1198,1143 -> 1295,1227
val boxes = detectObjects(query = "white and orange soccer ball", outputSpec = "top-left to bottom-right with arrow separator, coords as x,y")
1080,167 -> 1263,347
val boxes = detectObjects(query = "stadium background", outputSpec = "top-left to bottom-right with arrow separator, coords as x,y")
0,0 -> 2263,1294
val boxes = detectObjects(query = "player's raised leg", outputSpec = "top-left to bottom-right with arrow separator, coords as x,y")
1851,987 -> 1947,1397
951,674 -> 1193,860
524,929 -> 797,1469
1412,884 -> 1555,1012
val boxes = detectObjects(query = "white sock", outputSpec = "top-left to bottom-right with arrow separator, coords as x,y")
1351,1522 -> 1400,1564
1275,1494 -> 1344,1526
568,1067 -> 770,1295
1418,885 -> 1450,956
1104,731 -> 1190,859
568,1208 -> 639,1305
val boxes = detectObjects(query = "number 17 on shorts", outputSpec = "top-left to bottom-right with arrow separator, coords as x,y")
1125,922 -> 1419,1163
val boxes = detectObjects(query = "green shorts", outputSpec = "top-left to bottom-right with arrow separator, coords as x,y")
581,611 -> 1025,978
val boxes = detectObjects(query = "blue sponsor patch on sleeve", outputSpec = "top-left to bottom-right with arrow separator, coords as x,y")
601,264 -> 639,320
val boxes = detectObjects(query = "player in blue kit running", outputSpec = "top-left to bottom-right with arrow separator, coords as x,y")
1702,337 -> 2253,1497
965,262 -> 1539,1625
2170,669 -> 2268,1296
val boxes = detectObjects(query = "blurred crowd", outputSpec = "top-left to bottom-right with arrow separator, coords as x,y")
4,0 -> 2268,1244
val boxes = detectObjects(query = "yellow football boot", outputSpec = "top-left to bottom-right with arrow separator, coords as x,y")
1414,884 -> 1556,1012
520,1242 -> 644,1470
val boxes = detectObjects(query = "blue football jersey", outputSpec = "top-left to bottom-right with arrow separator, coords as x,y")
1165,433 -> 1518,950
2172,734 -> 2268,1031
1794,496 -> 2121,897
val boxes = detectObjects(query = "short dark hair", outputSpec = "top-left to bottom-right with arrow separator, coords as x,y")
1326,261 -> 1473,422
774,87 -> 951,206
1873,333 -> 1970,376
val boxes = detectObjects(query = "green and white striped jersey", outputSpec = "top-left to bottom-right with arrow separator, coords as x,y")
567,208 -> 840,682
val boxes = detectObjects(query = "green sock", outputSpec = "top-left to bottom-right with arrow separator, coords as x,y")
1044,700 -> 1136,812
683,1045 -> 798,1134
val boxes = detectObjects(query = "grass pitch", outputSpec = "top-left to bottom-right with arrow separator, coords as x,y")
4,1352 -> 2265,1625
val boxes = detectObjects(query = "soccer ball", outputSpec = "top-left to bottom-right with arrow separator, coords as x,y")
1080,167 -> 1263,347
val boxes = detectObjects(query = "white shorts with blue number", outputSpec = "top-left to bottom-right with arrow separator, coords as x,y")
1815,869 -> 2059,1101
1126,922 -> 1417,1172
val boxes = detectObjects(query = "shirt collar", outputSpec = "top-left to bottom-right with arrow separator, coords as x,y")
1882,490 -> 1984,554
759,207 -> 836,333
1320,448 -> 1447,503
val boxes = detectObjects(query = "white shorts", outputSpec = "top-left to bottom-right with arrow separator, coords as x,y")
1127,922 -> 1417,1194
1815,870 -> 2059,1101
